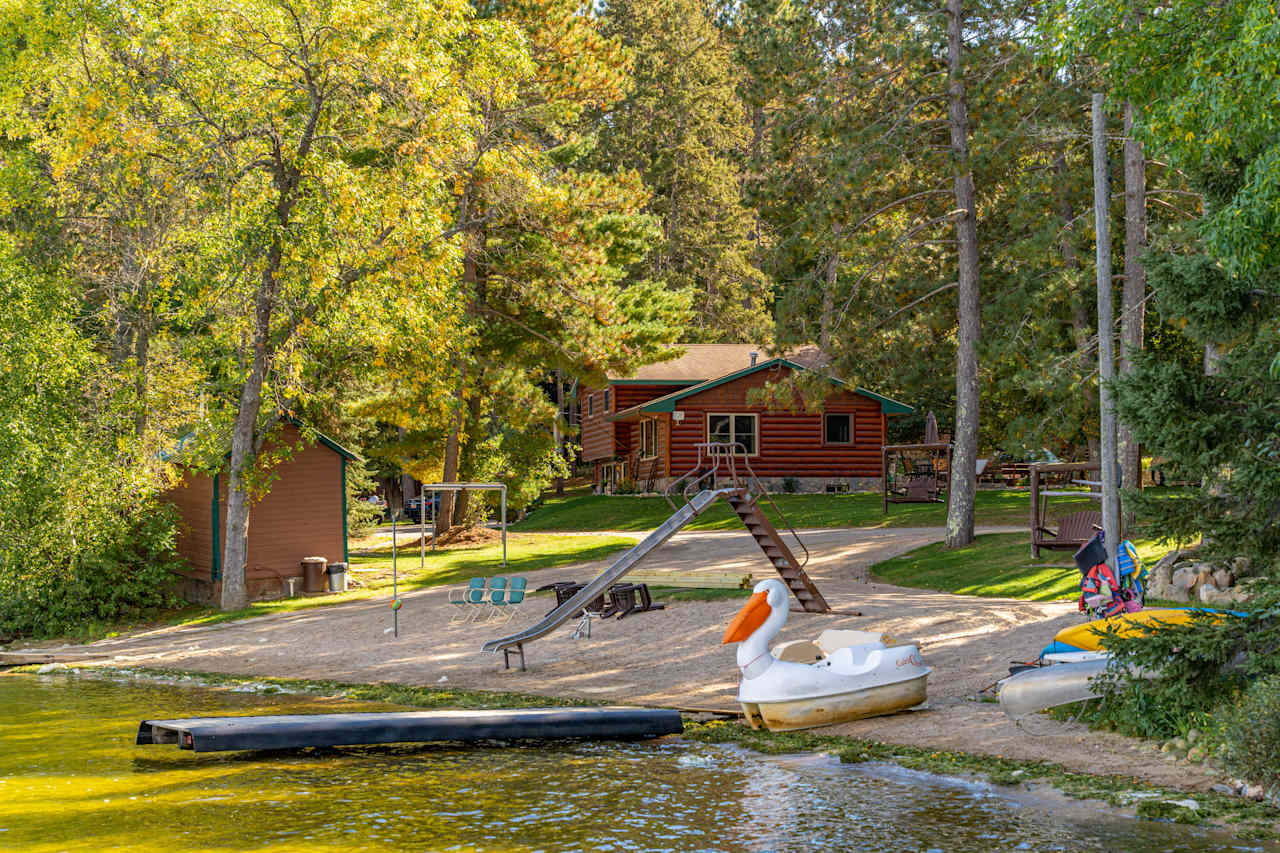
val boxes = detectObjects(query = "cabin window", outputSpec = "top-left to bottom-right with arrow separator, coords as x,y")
824,413 -> 852,445
588,394 -> 596,417
707,413 -> 758,455
640,419 -> 658,459
604,388 -> 612,411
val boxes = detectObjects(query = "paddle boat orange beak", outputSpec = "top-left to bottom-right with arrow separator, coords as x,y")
722,590 -> 771,644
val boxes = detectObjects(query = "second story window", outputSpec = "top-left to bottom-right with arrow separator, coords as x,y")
588,394 -> 595,416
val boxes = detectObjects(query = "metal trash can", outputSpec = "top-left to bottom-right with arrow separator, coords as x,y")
327,562 -> 347,593
301,556 -> 328,594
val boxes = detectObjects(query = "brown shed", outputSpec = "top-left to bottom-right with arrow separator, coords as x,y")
165,422 -> 360,604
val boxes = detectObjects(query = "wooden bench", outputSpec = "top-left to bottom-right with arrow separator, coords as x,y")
626,570 -> 753,589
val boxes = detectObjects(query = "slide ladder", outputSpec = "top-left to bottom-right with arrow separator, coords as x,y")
727,492 -> 829,612
482,487 -> 740,669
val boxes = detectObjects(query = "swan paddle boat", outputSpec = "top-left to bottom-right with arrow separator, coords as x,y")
722,579 -> 931,731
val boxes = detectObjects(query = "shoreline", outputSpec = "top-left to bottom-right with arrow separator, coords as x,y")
12,663 -> 1279,842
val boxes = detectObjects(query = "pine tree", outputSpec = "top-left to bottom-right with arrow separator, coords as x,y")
590,0 -> 771,342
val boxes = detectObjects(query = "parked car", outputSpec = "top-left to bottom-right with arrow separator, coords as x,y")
402,493 -> 440,523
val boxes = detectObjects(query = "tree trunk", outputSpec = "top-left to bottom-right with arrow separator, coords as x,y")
1056,149 -> 1100,464
1119,101 -> 1147,491
220,285 -> 273,611
944,0 -> 981,549
134,318 -> 149,438
439,414 -> 461,530
819,247 -> 837,357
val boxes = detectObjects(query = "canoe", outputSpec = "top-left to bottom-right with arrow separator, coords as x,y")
1040,607 -> 1236,656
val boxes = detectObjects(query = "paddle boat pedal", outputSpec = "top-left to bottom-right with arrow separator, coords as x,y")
722,579 -> 931,732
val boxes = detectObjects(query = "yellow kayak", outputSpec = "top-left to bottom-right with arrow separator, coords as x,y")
1041,608 -> 1223,655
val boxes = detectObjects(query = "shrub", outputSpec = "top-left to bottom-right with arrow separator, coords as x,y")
0,504 -> 184,640
782,476 -> 800,494
1086,599 -> 1280,740
1221,675 -> 1280,788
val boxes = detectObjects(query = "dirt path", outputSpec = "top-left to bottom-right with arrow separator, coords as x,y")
53,525 -> 1218,790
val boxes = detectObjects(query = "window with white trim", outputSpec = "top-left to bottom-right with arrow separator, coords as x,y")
640,419 -> 658,459
707,413 -> 758,455
824,412 -> 852,445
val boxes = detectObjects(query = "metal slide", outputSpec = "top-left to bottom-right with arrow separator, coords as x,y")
482,487 -> 740,669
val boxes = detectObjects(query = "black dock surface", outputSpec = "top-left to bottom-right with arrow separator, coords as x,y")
137,707 -> 684,752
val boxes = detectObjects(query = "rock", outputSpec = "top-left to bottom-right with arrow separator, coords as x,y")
1187,745 -> 1207,763
1172,566 -> 1200,591
1185,729 -> 1202,745
1212,568 -> 1234,589
1172,737 -> 1188,752
1200,583 -> 1239,606
1244,784 -> 1266,801
1232,556 -> 1251,575
1154,550 -> 1182,573
1161,741 -> 1177,753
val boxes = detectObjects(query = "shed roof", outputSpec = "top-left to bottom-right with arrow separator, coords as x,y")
607,357 -> 913,422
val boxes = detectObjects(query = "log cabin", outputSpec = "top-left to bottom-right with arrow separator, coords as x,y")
581,345 -> 912,494
164,421 -> 359,604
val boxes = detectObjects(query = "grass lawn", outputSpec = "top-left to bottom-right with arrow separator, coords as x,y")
869,532 -> 1177,602
164,533 -> 634,630
514,489 -> 1100,532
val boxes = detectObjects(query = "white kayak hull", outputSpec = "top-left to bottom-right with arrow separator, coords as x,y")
739,672 -> 930,732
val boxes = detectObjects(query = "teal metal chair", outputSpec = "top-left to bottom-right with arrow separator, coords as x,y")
448,578 -> 488,623
482,576 -> 509,621
484,576 -> 529,623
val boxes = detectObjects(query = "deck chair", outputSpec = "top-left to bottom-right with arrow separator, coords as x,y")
448,578 -> 488,623
489,577 -> 527,624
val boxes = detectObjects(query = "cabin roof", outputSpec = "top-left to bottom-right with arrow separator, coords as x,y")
607,357 -> 913,422
607,344 -> 771,383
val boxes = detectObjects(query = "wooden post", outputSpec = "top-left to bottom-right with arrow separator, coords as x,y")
1030,463 -> 1040,559
882,447 -> 889,514
1092,94 -> 1121,568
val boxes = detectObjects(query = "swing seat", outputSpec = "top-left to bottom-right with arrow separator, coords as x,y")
1033,510 -> 1103,551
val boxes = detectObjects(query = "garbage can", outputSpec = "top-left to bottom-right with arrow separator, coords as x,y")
301,556 -> 328,594
327,562 -> 347,593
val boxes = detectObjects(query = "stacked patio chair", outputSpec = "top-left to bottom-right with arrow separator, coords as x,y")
448,576 -> 528,623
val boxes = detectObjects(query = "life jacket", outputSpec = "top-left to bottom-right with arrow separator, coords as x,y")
1079,562 -> 1136,617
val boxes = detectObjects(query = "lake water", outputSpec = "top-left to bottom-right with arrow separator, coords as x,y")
0,672 -> 1267,852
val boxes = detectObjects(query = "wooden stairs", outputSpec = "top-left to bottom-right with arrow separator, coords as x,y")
727,491 -> 830,613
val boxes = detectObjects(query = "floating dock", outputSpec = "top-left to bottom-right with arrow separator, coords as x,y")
136,707 -> 683,753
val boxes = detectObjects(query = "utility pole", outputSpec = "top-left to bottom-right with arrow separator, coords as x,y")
1092,94 -> 1121,567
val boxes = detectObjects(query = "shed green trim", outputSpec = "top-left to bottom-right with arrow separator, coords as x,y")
607,378 -> 700,386
341,456 -> 349,563
632,358 -> 914,415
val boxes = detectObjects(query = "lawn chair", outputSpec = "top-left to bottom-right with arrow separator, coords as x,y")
489,577 -> 527,624
609,583 -> 666,620
481,576 -> 509,621
448,577 -> 488,623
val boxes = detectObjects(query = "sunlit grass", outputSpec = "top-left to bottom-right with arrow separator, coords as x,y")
164,534 -> 634,630
514,489 -> 1103,532
869,532 -> 1178,602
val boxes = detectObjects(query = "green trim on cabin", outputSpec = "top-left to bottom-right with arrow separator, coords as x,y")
341,456 -> 349,563
211,472 -> 221,582
607,378 -> 701,386
632,357 -> 915,416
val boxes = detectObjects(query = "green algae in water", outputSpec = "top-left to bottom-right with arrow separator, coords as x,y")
0,673 -> 1269,852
